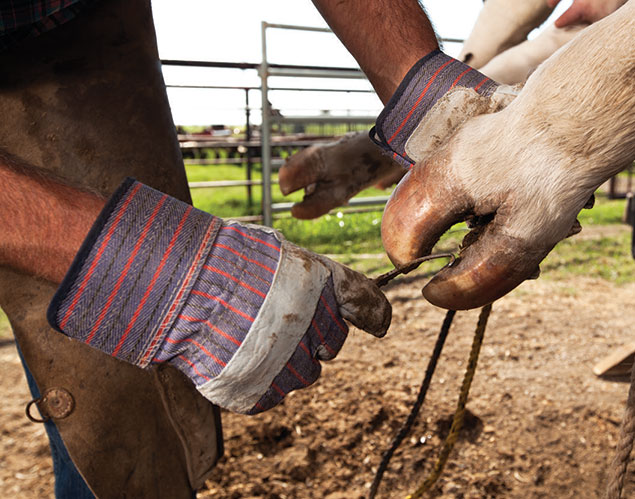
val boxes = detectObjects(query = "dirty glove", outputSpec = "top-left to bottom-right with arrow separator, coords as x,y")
48,179 -> 391,414
381,9 -> 634,310
278,132 -> 404,219
370,50 -> 518,169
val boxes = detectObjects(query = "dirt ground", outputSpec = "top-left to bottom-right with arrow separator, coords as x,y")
1,274 -> 634,498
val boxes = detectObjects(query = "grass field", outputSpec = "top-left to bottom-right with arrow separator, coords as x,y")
0,164 -> 632,339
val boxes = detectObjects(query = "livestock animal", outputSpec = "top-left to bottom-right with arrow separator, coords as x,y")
458,0 -> 556,70
381,0 -> 635,309
279,132 -> 404,219
460,0 -> 626,84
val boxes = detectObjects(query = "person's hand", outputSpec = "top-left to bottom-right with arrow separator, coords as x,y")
48,179 -> 391,414
278,132 -> 404,219
380,9 -> 634,310
548,0 -> 626,27
370,50 -> 518,170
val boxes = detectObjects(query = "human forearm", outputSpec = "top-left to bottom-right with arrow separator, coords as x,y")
0,157 -> 105,283
312,0 -> 439,103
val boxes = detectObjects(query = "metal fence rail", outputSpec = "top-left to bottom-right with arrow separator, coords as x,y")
259,21 -> 381,226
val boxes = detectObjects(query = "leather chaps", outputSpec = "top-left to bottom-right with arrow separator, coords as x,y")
0,0 -> 223,496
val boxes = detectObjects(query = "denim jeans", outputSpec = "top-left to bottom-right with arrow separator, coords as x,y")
16,343 -> 95,499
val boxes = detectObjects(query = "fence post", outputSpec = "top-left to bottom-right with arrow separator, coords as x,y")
260,21 -> 273,227
244,87 -> 253,210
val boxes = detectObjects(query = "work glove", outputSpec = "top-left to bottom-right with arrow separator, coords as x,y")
278,132 -> 405,219
380,9 -> 633,310
48,179 -> 391,414
370,50 -> 518,170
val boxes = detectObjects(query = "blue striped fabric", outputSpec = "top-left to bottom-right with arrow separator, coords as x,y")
370,50 -> 498,168
0,0 -> 97,52
247,276 -> 348,414
50,179 -> 221,366
49,179 -> 351,414
152,223 -> 282,382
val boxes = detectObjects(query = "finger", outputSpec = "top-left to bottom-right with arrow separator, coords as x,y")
290,185 -> 347,219
278,146 -> 322,195
381,162 -> 472,266
422,227 -> 551,310
547,0 -> 562,8
318,256 -> 392,338
554,5 -> 585,28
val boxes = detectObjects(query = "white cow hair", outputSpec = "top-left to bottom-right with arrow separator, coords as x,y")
446,1 -> 635,247
479,24 -> 585,84
458,0 -> 554,69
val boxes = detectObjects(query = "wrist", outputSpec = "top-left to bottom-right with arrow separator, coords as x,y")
0,162 -> 105,282
48,179 -> 221,365
370,51 -> 498,168
366,47 -> 438,104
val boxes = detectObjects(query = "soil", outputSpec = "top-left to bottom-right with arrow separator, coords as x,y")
1,274 -> 634,498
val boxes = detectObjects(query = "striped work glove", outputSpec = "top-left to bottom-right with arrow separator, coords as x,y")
370,50 -> 517,169
48,179 -> 391,414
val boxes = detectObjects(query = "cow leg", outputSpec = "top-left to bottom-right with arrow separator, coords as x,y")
0,0 -> 221,496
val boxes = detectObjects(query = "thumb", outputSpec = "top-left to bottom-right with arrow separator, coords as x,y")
317,255 -> 392,337
554,5 -> 585,27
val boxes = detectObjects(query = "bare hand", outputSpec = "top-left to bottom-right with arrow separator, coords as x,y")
548,0 -> 626,27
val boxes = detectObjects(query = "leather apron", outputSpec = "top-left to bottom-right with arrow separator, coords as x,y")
0,0 -> 223,496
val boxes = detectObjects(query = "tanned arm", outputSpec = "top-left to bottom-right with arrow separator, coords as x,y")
312,0 -> 439,103
0,155 -> 105,283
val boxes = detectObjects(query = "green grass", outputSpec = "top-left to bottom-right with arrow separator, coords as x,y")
0,167 -> 627,342
542,231 -> 635,284
578,193 -> 625,225
187,162 -> 389,218
0,308 -> 10,339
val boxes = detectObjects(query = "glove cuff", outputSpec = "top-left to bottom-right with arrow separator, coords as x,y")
370,50 -> 498,168
48,178 -> 221,366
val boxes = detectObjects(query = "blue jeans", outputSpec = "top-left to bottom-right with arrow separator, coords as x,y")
17,343 -> 95,499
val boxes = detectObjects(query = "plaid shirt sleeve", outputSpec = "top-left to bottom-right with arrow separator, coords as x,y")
0,0 -> 98,52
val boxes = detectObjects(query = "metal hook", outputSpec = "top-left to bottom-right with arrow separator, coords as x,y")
25,398 -> 49,423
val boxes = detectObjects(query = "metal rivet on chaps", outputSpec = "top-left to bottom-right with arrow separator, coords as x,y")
26,387 -> 75,423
